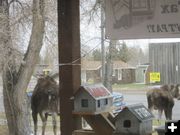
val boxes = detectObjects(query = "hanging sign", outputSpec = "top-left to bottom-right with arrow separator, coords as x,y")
105,0 -> 180,39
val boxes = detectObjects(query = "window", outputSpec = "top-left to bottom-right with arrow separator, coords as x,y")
118,69 -> 122,80
123,120 -> 131,128
143,69 -> 146,73
112,69 -> 116,76
97,100 -> 101,108
104,99 -> 108,105
81,99 -> 88,107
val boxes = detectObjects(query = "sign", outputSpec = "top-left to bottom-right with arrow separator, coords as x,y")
129,104 -> 154,120
105,0 -> 180,39
134,107 -> 152,119
150,72 -> 160,83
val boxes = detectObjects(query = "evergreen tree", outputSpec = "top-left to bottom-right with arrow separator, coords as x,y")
118,41 -> 130,62
92,49 -> 101,61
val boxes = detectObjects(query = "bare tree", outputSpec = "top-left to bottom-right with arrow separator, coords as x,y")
0,0 -> 45,134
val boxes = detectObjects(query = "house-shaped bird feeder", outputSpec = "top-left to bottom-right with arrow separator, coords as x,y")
113,104 -> 154,135
73,84 -> 113,115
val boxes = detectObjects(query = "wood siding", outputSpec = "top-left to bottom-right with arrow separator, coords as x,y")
149,43 -> 180,84
112,69 -> 136,84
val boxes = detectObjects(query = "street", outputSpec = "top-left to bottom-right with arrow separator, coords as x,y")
0,84 -> 180,120
120,90 -> 180,120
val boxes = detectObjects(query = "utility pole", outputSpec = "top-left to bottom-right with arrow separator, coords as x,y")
101,0 -> 105,84
104,40 -> 116,92
101,0 -> 113,92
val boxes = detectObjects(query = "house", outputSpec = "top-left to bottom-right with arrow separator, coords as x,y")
34,64 -> 50,76
73,84 -> 113,114
113,104 -> 154,135
81,60 -> 136,84
112,61 -> 135,84
27,64 -> 58,93
81,60 -> 102,83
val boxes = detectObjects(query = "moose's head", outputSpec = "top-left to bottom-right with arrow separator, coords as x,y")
169,84 -> 180,99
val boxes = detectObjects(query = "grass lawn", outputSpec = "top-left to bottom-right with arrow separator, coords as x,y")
0,126 -> 8,135
152,132 -> 158,135
152,119 -> 165,135
0,113 -> 6,119
112,83 -> 151,91
0,117 -> 164,135
0,105 -> 164,135
0,112 -> 60,134
153,119 -> 165,126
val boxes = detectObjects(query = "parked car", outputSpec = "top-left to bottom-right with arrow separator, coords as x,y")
112,92 -> 126,115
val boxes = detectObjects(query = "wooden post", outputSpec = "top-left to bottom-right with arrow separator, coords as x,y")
57,0 -> 81,135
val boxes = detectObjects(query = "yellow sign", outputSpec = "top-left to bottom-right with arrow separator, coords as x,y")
150,72 -> 160,83
43,69 -> 51,76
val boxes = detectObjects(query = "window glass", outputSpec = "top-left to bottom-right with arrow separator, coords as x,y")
104,98 -> 108,105
118,69 -> 122,80
97,100 -> 101,107
81,99 -> 88,107
123,120 -> 131,128
112,69 -> 116,76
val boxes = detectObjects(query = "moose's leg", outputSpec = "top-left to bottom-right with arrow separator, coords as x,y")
164,108 -> 173,120
32,111 -> 38,135
164,109 -> 169,120
169,108 -> 173,120
40,112 -> 48,135
157,109 -> 163,122
147,95 -> 153,112
164,100 -> 174,120
52,113 -> 57,135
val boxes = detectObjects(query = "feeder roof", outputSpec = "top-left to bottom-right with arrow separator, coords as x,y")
77,84 -> 112,99
116,103 -> 154,121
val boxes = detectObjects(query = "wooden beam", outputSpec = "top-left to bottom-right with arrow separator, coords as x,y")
57,0 -> 81,135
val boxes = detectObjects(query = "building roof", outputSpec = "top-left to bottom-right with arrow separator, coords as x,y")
81,60 -> 102,70
115,103 -> 154,121
81,60 -> 135,71
136,63 -> 150,68
78,84 -> 112,99
113,61 -> 135,69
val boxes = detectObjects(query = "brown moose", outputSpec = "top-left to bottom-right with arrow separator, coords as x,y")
31,75 -> 59,135
146,84 -> 179,120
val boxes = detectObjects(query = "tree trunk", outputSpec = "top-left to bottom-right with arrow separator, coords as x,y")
1,0 -> 45,134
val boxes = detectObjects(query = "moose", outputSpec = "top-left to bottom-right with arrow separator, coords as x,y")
146,84 -> 179,120
31,75 -> 59,135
